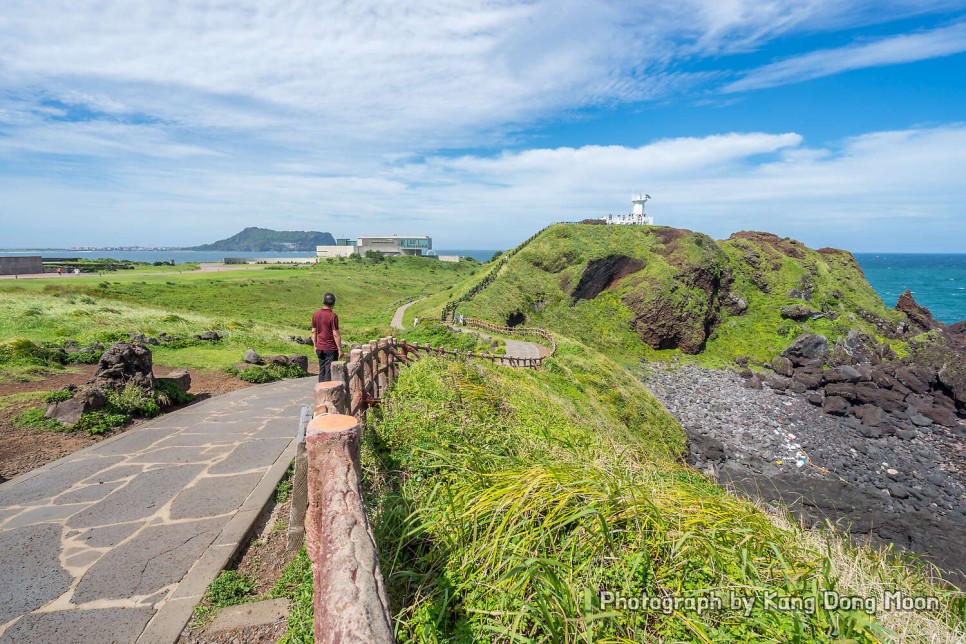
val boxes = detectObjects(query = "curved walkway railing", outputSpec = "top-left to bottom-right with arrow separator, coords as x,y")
440,224 -> 554,321
297,325 -> 559,642
460,317 -> 557,359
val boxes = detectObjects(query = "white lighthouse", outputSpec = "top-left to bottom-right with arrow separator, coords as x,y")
630,193 -> 654,225
602,193 -> 654,225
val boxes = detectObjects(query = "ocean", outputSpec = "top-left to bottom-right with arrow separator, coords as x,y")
854,254 -> 966,325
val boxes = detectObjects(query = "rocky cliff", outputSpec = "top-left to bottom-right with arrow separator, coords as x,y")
453,223 -> 905,364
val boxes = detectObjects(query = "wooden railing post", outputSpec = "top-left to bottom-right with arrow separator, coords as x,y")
286,406 -> 311,553
315,381 -> 347,416
304,414 -> 394,643
378,337 -> 390,391
347,349 -> 363,417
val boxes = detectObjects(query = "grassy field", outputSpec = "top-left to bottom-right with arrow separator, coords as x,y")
0,255 -> 481,381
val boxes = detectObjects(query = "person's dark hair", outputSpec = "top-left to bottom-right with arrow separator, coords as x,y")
323,292 -> 336,306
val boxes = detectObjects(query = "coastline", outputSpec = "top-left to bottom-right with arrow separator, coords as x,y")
644,362 -> 966,588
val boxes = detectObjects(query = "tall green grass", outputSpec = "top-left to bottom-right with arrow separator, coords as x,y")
344,347 -> 962,642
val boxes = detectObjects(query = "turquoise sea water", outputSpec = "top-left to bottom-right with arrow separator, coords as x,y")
854,254 -> 966,325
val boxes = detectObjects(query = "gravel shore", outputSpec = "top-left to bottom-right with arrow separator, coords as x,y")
643,362 -> 966,588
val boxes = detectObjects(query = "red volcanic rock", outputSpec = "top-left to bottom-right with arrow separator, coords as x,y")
896,290 -> 942,335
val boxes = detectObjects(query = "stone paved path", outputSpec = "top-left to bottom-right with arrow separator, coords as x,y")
0,377 -> 314,644
450,326 -> 548,359
390,298 -> 422,330
390,301 -> 548,359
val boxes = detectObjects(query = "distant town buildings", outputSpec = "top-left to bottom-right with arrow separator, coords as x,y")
317,235 -> 433,258
599,194 -> 654,226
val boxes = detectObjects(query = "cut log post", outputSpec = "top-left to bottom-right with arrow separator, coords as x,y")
315,381 -> 346,416
386,337 -> 396,385
369,340 -> 379,397
286,406 -> 311,552
378,337 -> 390,391
331,360 -> 348,395
304,414 -> 394,643
361,348 -> 374,402
348,349 -> 363,417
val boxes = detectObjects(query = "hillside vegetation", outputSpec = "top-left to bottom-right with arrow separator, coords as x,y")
186,226 -> 336,252
269,343 -> 962,642
409,224 -> 905,368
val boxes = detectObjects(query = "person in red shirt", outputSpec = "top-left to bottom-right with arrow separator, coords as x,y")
311,292 -> 343,382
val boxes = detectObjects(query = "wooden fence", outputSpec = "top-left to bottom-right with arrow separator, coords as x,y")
294,326 -> 558,642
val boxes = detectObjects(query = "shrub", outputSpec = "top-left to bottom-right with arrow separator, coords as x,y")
236,363 -> 307,384
71,412 -> 127,436
203,570 -> 256,608
43,388 -> 73,404
107,383 -> 161,418
155,379 -> 195,407
12,408 -> 63,431
275,478 -> 293,503
63,350 -> 100,365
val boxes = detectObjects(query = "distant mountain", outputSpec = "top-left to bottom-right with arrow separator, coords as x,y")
187,227 -> 335,252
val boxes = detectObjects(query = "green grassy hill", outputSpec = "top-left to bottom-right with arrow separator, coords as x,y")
186,226 -> 336,252
410,224 -> 905,367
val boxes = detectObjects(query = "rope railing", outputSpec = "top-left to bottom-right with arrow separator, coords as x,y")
440,223 -> 556,321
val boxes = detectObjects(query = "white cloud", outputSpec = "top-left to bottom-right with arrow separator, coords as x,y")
724,20 -> 966,92
1,2 -> 965,251
1,1 -> 960,146
3,125 -> 964,252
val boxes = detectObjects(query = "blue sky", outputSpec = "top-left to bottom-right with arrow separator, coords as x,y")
1,1 -> 965,252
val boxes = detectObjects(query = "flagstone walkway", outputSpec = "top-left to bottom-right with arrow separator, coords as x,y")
0,377 -> 314,644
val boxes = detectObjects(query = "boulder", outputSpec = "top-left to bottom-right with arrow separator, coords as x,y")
895,367 -> 928,395
851,382 -> 907,413
896,290 -> 941,335
157,369 -> 191,392
781,334 -> 829,367
921,405 -> 958,427
792,370 -> 823,390
244,349 -> 264,365
852,404 -> 883,427
770,356 -> 794,377
944,320 -> 966,349
198,331 -> 222,341
823,395 -> 851,416
830,330 -> 894,366
268,354 -> 289,366
743,374 -> 763,389
724,293 -> 748,315
824,383 -> 859,402
780,304 -> 817,321
94,341 -> 154,394
806,392 -> 824,406
288,355 -> 309,373
823,365 -> 862,384
45,387 -> 107,425
764,375 -> 792,391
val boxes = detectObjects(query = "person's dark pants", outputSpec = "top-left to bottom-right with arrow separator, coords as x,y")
316,350 -> 339,382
